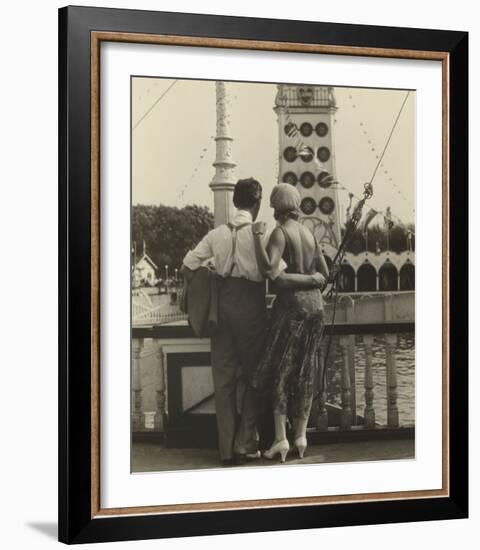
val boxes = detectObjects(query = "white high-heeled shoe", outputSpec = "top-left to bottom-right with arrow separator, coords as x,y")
294,436 -> 307,458
263,439 -> 290,463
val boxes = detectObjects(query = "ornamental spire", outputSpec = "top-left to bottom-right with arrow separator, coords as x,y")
209,82 -> 236,227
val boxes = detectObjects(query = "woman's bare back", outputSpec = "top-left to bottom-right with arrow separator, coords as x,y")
280,219 -> 317,274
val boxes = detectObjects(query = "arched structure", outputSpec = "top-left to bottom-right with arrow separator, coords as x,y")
400,262 -> 415,290
339,263 -> 355,292
357,262 -> 377,292
310,250 -> 416,294
379,262 -> 398,291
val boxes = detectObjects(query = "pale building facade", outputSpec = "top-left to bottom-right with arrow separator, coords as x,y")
134,253 -> 158,287
275,84 -> 341,261
274,84 -> 414,292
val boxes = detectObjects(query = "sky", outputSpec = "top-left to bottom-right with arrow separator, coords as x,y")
132,78 -> 415,228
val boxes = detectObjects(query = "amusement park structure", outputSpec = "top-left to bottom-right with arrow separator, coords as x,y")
274,84 -> 414,294
131,82 -> 415,449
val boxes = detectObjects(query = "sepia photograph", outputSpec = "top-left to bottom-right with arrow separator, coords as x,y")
130,77 -> 416,473
55,4 -> 469,543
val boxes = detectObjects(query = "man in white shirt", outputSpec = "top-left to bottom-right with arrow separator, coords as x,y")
183,178 -> 325,465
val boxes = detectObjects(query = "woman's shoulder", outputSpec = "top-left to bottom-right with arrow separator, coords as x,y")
296,221 -> 316,243
270,225 -> 287,243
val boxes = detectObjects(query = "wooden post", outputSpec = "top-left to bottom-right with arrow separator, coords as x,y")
153,339 -> 166,433
316,345 -> 328,431
339,335 -> 352,430
344,297 -> 356,425
132,338 -> 144,432
348,335 -> 357,425
384,293 -> 393,322
363,334 -> 376,429
385,333 -> 400,428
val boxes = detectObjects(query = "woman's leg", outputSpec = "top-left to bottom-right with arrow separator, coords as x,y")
263,411 -> 289,462
273,412 -> 287,442
293,397 -> 313,458
293,321 -> 324,457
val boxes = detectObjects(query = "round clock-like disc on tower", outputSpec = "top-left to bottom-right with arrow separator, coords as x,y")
284,122 -> 297,136
298,146 -> 314,162
283,172 -> 298,186
317,146 -> 331,163
315,122 -> 329,137
300,122 -> 313,137
318,171 -> 333,188
300,171 -> 315,188
319,197 -> 335,215
283,146 -> 297,162
300,197 -> 317,215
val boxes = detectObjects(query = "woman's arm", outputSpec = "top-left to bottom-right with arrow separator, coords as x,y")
253,224 -> 291,276
275,271 -> 326,289
252,223 -> 281,275
253,224 -> 325,289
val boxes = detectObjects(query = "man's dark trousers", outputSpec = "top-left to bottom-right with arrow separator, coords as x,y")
210,277 -> 267,460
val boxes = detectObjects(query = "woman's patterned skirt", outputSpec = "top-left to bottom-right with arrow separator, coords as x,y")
251,288 -> 325,419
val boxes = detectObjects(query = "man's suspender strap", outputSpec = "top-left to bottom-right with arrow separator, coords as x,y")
226,222 -> 250,276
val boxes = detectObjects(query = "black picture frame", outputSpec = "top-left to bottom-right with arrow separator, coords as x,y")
58,5 -> 468,544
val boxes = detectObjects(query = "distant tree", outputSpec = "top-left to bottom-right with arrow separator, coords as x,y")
343,222 -> 415,254
132,204 -> 214,275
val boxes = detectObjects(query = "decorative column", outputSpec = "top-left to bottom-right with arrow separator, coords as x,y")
209,81 -> 236,227
385,333 -> 400,428
153,339 -> 167,433
344,297 -> 357,425
384,293 -> 394,321
132,338 -> 144,432
363,334 -> 376,429
339,335 -> 352,430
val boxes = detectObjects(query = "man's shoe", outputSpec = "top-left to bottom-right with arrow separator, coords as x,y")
221,458 -> 235,467
232,450 -> 261,465
245,450 -> 261,460
233,453 -> 247,465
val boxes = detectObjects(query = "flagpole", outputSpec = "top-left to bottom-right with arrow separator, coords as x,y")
406,230 -> 412,252
384,206 -> 392,251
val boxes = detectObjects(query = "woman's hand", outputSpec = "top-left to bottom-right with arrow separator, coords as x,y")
252,221 -> 267,236
276,270 -> 327,290
311,272 -> 327,289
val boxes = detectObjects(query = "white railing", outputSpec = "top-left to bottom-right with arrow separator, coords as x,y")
131,292 -> 414,436
132,299 -> 187,327
131,325 -> 413,436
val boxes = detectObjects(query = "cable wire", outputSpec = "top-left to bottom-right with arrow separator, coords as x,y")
132,80 -> 178,131
369,91 -> 410,186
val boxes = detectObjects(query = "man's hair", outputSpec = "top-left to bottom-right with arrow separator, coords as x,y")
233,178 -> 262,209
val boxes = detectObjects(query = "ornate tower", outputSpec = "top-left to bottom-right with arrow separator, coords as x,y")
275,85 -> 341,260
209,81 -> 236,227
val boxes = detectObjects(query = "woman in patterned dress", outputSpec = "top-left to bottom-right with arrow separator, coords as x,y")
251,183 -> 330,462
